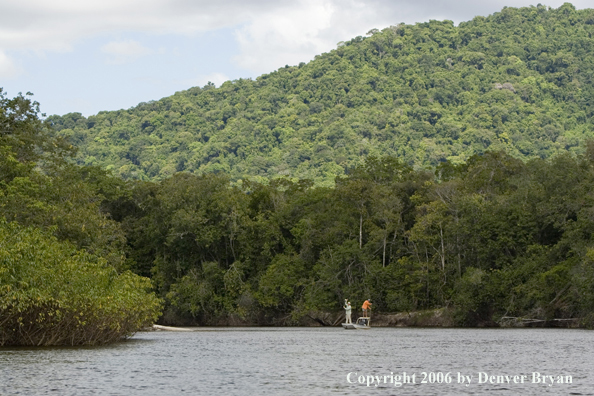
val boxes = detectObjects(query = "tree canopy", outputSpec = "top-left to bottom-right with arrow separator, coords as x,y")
4,3 -> 594,332
50,3 -> 594,186
111,150 -> 594,327
0,89 -> 161,346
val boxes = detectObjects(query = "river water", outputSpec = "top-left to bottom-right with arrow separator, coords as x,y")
1,327 -> 592,395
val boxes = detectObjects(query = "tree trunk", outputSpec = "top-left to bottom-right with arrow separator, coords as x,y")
382,234 -> 387,267
359,213 -> 363,249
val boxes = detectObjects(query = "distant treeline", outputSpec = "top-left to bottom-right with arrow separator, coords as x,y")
50,3 -> 594,186
111,149 -> 594,327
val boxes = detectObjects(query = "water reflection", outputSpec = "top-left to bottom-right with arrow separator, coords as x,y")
1,328 -> 593,395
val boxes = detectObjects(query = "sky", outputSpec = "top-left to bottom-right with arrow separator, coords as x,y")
0,0 -> 591,117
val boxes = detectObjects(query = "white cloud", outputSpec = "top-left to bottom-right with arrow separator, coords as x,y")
230,0 -> 428,74
194,72 -> 230,88
101,40 -> 154,64
0,51 -> 21,78
1,0 -> 592,70
0,0 -> 280,52
233,0 -> 335,73
231,0 -> 594,74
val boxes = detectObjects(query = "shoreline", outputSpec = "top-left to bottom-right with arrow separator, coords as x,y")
155,308 -> 585,329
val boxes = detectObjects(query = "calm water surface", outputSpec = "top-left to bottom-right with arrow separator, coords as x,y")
1,327 -> 592,395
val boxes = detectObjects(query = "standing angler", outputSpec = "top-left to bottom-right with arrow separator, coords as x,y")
362,299 -> 372,317
344,299 -> 352,324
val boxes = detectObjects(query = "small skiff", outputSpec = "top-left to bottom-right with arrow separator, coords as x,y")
342,317 -> 371,329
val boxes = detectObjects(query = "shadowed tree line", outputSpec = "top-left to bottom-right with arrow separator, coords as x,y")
111,150 -> 594,327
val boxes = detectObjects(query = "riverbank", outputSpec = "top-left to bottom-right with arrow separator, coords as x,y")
157,308 -> 456,328
157,308 -> 585,328
301,308 -> 455,327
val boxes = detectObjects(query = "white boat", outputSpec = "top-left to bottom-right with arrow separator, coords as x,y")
342,317 -> 371,329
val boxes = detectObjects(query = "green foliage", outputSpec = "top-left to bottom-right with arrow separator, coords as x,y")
0,89 -> 73,165
114,147 -> 594,326
0,90 -> 163,344
0,220 -> 161,346
0,89 -> 131,269
6,4 -> 594,329
51,5 -> 594,186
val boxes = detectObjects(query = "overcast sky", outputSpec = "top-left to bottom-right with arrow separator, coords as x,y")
0,0 -> 591,116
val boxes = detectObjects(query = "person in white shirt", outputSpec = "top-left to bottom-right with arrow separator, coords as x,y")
344,299 -> 352,324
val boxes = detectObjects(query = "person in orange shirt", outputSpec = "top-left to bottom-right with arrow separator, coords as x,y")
362,299 -> 372,317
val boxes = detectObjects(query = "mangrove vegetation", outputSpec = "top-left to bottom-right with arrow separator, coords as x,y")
0,90 -> 161,345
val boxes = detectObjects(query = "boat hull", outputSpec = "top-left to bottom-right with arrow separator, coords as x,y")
342,323 -> 370,329
342,317 -> 371,329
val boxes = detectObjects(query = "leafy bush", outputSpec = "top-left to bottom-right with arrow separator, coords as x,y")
0,220 -> 162,346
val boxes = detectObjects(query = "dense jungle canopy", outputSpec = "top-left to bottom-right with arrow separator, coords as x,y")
49,3 -> 594,186
3,3 -> 594,333
116,151 -> 594,327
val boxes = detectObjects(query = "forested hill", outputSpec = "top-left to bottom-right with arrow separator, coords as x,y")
50,3 -> 594,186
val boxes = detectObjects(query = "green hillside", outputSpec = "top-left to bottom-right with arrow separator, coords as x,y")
49,3 -> 594,186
